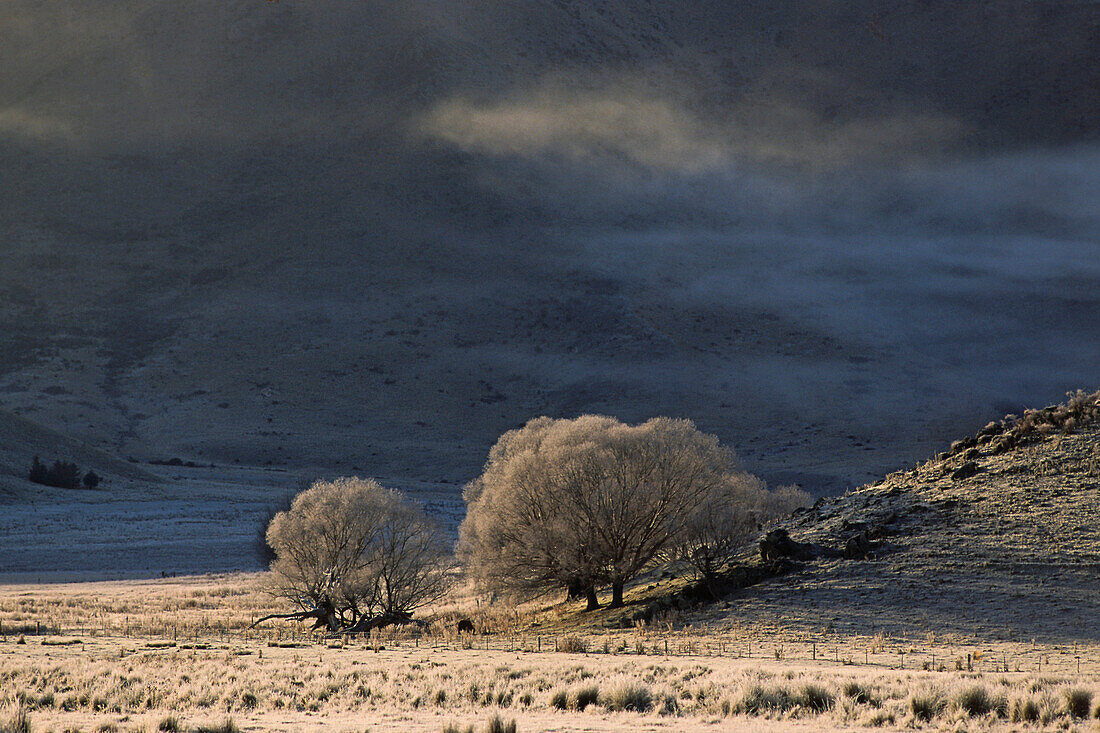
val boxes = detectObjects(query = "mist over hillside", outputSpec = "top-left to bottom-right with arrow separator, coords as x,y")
1,0 -> 1097,495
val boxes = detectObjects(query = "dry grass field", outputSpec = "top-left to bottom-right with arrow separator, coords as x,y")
1,573 -> 1098,733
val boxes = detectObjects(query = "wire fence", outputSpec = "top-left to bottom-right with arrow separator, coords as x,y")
2,618 -> 1095,677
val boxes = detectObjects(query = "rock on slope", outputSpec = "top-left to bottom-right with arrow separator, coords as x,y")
722,390 -> 1100,642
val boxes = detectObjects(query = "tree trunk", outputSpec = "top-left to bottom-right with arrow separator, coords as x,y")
584,587 -> 600,611
609,581 -> 624,608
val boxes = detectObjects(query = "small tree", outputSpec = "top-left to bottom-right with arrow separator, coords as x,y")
82,470 -> 101,489
28,456 -> 48,484
677,472 -> 768,584
258,477 -> 449,633
678,479 -> 810,591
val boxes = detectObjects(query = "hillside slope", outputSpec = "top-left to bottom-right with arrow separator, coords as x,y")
706,393 -> 1100,642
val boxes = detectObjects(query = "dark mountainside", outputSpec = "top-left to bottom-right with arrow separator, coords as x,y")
1,1 -> 1098,495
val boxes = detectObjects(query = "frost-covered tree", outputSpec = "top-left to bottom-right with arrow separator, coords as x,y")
677,477 -> 810,590
460,415 -> 774,609
257,477 -> 449,633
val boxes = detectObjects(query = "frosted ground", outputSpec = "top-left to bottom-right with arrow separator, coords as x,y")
0,463 -> 463,581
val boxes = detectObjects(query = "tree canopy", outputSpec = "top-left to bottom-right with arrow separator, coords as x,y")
459,415 -> 805,609
262,477 -> 449,633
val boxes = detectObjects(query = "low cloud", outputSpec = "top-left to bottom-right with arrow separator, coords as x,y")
0,106 -> 75,143
418,74 -> 964,176
421,88 -> 731,173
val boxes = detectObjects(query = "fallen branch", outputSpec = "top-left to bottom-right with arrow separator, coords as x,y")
249,605 -> 336,632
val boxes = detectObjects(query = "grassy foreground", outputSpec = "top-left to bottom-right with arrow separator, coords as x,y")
1,575 -> 1099,732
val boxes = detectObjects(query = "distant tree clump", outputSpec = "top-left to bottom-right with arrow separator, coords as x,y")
28,455 -> 92,490
459,415 -> 809,609
256,477 -> 450,634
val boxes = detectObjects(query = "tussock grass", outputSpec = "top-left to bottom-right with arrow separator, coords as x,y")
909,688 -> 946,721
2,576 -> 1098,731
954,684 -> 996,716
157,715 -> 180,732
1063,686 -> 1092,718
1,699 -> 31,733
442,718 -> 515,733
441,724 -> 473,733
601,682 -> 653,712
194,718 -> 238,733
862,709 -> 895,727
1010,694 -> 1041,723
799,683 -> 834,713
736,684 -> 796,714
485,715 -> 517,733
841,680 -> 875,705
571,684 -> 599,711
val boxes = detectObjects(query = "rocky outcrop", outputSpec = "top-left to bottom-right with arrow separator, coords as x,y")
759,528 -> 816,562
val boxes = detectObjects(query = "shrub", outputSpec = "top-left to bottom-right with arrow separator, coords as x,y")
601,683 -> 653,712
239,692 -> 258,709
195,719 -> 237,733
1063,687 -> 1092,719
550,690 -> 568,710
557,636 -> 588,654
157,716 -> 180,732
82,471 -> 100,489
